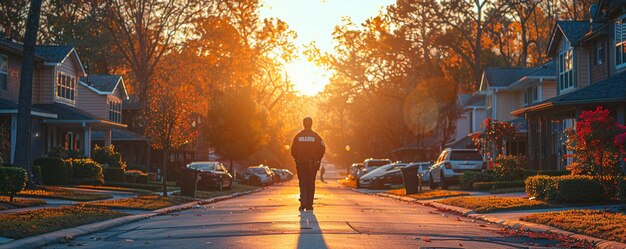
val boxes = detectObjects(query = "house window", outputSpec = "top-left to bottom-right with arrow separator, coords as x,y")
0,54 -> 7,90
559,48 -> 574,92
55,72 -> 76,103
524,86 -> 539,106
596,40 -> 605,65
108,100 -> 122,123
615,15 -> 626,69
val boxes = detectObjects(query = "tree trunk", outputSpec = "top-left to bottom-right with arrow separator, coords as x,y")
15,0 -> 43,188
162,148 -> 168,197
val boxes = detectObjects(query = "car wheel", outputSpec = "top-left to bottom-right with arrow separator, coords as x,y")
440,172 -> 448,190
429,173 -> 437,189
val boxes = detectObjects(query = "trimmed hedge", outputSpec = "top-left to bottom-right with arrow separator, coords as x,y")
0,167 -> 27,202
32,166 -> 43,185
472,181 -> 524,191
525,175 -> 605,203
124,170 -> 147,184
460,172 -> 496,190
66,159 -> 104,185
34,157 -> 69,185
103,167 -> 125,182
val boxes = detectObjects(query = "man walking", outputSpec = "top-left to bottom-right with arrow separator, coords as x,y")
291,117 -> 325,211
319,165 -> 325,183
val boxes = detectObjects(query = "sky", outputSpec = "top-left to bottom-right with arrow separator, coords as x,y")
260,0 -> 395,96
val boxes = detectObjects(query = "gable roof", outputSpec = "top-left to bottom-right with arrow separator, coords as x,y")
0,97 -> 57,118
92,128 -> 150,142
547,21 -> 591,56
462,93 -> 485,108
481,67 -> 538,88
33,103 -> 125,128
511,70 -> 626,116
0,38 -> 86,75
79,74 -> 128,99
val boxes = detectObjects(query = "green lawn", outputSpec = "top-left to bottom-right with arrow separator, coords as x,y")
16,187 -> 112,201
437,196 -> 550,213
388,188 -> 470,200
522,210 -> 626,243
0,196 -> 47,210
0,206 -> 126,239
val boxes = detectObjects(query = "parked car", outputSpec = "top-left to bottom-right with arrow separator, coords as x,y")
358,162 -> 407,189
240,165 -> 275,186
405,161 -> 433,182
348,163 -> 364,180
271,168 -> 284,182
429,148 -> 486,189
356,158 -> 392,188
186,161 -> 233,190
279,169 -> 294,181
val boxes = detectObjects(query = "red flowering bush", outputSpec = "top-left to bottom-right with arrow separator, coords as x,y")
566,106 -> 625,199
472,118 -> 517,162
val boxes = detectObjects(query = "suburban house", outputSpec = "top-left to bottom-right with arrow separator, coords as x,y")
0,37 -> 133,163
478,60 -> 557,158
446,93 -> 487,149
512,1 -> 626,170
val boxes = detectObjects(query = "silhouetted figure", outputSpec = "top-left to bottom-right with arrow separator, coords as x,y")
291,117 -> 325,211
320,166 -> 325,183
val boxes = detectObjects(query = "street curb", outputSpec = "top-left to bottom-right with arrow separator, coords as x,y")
0,187 -> 266,249
355,189 -> 626,249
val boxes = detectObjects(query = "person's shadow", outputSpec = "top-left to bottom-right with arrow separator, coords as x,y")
297,211 -> 328,249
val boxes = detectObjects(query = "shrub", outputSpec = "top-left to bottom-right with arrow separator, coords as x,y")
124,170 -> 147,184
126,164 -> 148,172
555,175 -> 604,203
493,155 -> 525,180
136,174 -> 149,184
66,159 -> 104,185
32,166 -> 43,185
34,157 -> 69,185
525,175 -> 556,200
103,167 -> 125,182
459,172 -> 496,189
0,167 -> 27,202
92,145 -> 126,169
526,175 -> 606,203
472,181 -> 524,191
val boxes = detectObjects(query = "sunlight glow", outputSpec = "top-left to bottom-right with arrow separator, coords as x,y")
260,0 -> 394,96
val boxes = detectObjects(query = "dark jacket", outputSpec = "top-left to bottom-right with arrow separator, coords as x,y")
291,129 -> 325,164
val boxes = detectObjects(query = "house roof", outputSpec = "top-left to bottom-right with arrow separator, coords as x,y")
462,93 -> 485,108
0,98 -> 57,118
511,70 -> 626,116
92,128 -> 149,142
547,21 -> 592,56
35,46 -> 75,63
445,135 -> 475,149
33,103 -> 125,127
79,74 -> 128,99
482,67 -> 538,88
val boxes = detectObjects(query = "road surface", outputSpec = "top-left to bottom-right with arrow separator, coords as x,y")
45,165 -> 558,249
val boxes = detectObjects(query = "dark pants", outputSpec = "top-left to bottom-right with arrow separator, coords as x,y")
296,162 -> 317,208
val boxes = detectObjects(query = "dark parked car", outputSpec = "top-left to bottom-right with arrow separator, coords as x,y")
348,163 -> 364,180
186,161 -> 233,190
270,168 -> 282,183
358,162 -> 407,189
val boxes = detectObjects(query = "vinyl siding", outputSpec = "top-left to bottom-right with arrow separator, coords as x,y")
542,80 -> 557,100
495,91 -> 515,122
39,66 -> 55,104
0,51 -> 22,102
576,46 -> 590,88
589,37 -> 610,84
76,84 -> 107,119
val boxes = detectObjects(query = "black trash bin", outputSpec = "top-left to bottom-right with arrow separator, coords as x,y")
179,168 -> 199,197
401,164 -> 420,194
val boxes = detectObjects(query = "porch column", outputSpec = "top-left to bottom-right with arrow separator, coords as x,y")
83,125 -> 92,158
10,114 -> 17,164
104,129 -> 112,146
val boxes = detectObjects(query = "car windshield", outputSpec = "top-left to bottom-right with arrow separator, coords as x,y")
249,168 -> 267,174
450,151 -> 483,161
188,163 -> 214,171
367,160 -> 390,167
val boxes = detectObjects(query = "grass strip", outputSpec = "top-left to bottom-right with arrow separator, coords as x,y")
0,196 -> 47,209
17,187 -> 112,201
0,206 -> 126,239
388,188 -> 470,200
437,196 -> 550,213
82,195 -> 195,210
69,185 -> 154,194
521,210 -> 626,243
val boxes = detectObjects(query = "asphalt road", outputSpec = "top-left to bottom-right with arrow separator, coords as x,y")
45,172 -> 559,248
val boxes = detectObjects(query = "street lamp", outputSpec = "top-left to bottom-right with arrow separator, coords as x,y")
345,145 -> 351,152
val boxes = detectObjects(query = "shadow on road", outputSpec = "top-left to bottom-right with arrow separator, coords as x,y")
297,211 -> 328,249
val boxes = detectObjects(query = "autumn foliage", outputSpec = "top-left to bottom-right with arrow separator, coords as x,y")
471,118 -> 517,161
